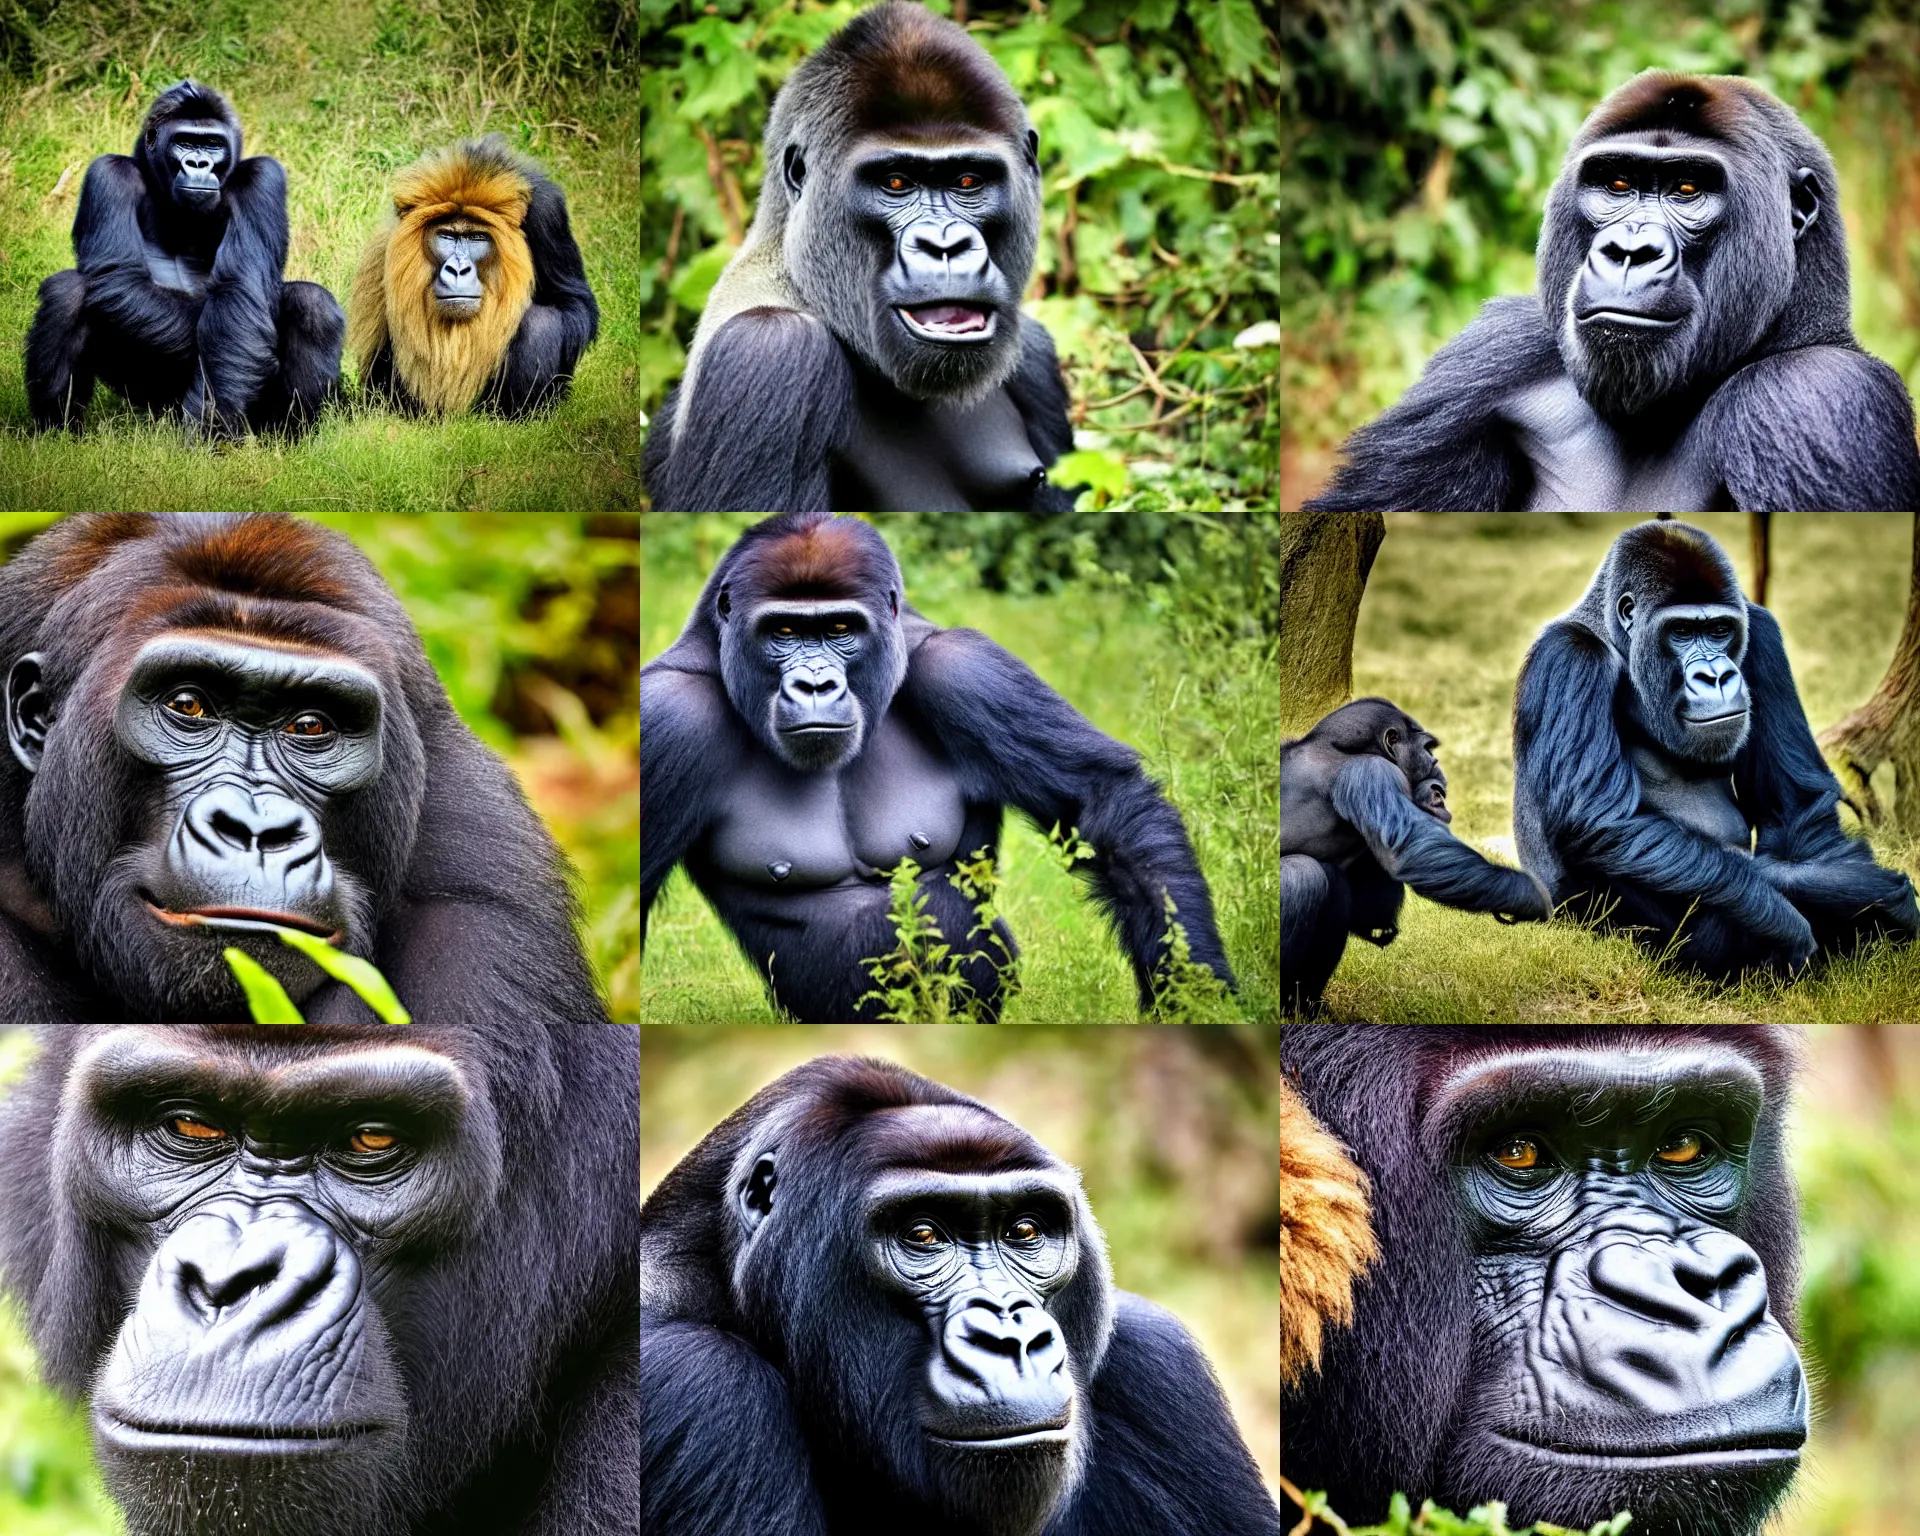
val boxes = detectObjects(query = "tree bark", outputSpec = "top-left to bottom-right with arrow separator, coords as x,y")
1818,512 -> 1920,829
1749,512 -> 1772,606
1281,511 -> 1384,735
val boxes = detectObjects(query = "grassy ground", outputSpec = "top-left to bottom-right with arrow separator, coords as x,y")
1313,512 -> 1920,1023
640,514 -> 1281,1024
0,0 -> 637,510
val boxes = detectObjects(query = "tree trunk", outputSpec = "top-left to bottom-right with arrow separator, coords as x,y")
1281,511 -> 1384,735
1749,512 -> 1772,606
1818,512 -> 1920,829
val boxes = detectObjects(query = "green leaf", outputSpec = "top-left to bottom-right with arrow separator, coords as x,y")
223,949 -> 306,1024
1192,0 -> 1270,85
274,929 -> 413,1024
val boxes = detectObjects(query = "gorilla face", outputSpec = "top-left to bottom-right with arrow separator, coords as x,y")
719,596 -> 899,772
156,119 -> 234,211
1541,132 -> 1818,422
6,632 -> 393,1017
784,130 -> 1041,402
1619,593 -> 1752,763
427,221 -> 492,320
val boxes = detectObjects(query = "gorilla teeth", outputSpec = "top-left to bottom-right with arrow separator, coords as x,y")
902,304 -> 992,337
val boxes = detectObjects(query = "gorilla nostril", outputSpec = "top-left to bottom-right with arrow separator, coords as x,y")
210,809 -> 256,850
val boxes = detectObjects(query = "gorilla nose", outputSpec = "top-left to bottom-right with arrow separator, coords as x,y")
443,257 -> 475,280
1594,221 -> 1678,278
189,785 -> 321,863
930,1293 -> 1072,1424
783,671 -> 845,701
171,1205 -> 345,1323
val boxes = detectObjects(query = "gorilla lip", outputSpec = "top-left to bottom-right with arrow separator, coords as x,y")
928,1420 -> 1073,1450
1576,308 -> 1683,328
144,900 -> 343,943
899,304 -> 997,341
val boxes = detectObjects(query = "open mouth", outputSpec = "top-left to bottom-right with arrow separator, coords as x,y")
144,899 -> 342,943
1576,309 -> 1684,329
899,304 -> 997,342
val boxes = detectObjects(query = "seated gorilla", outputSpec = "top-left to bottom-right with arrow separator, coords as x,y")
348,136 -> 598,416
1283,1025 -> 1808,1536
1306,71 -> 1920,511
0,1022 -> 638,1536
1514,519 -> 1918,979
1282,697 -> 1549,1012
643,1 -> 1076,511
0,513 -> 609,1024
640,1055 -> 1279,1536
640,511 -> 1234,1022
1279,1076 -> 1374,1389
25,80 -> 343,439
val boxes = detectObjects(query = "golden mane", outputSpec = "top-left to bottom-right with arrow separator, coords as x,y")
347,139 -> 537,414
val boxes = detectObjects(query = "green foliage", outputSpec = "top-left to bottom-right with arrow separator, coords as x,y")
1148,893 -> 1242,1022
1283,0 -> 1920,445
857,849 -> 1016,1024
0,0 -> 638,510
1287,1488 -> 1631,1536
640,0 -> 1278,506
223,947 -> 307,1023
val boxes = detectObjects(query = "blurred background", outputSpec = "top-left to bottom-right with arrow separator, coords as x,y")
1280,0 -> 1920,507
640,1023 -> 1281,1493
638,511 -> 1281,1022
0,512 -> 641,1021
640,0 -> 1280,510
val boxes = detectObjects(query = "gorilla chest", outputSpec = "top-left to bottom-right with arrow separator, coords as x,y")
835,386 -> 1045,511
1629,744 -> 1749,848
1505,376 -> 1727,513
144,242 -> 212,298
707,717 -> 967,889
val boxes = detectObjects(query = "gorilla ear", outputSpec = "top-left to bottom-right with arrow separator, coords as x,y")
5,653 -> 49,775
1382,726 -> 1401,753
741,1154 -> 778,1231
783,144 -> 807,199
1790,167 -> 1820,241
1025,129 -> 1039,171
1617,592 -> 1635,632
888,587 -> 898,619
717,584 -> 732,620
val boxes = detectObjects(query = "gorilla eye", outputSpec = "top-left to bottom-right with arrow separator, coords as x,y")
775,625 -> 795,637
884,174 -> 910,192
170,1115 -> 227,1142
348,1127 -> 399,1155
285,712 -> 332,738
828,622 -> 850,636
1609,177 -> 1631,193
904,1221 -> 946,1248
1489,1136 -> 1542,1170
956,174 -> 980,189
1676,182 -> 1698,196
1655,1131 -> 1708,1165
165,691 -> 208,718
1005,1218 -> 1042,1243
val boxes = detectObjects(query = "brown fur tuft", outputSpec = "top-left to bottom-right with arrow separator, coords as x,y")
347,138 -> 537,413
756,519 -> 879,599
836,2 -> 1026,139
1280,1078 -> 1376,1386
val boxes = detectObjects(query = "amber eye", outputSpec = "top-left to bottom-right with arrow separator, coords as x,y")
956,174 -> 979,189
1610,178 -> 1631,193
828,622 -> 850,636
349,1128 -> 398,1155
171,1115 -> 227,1141
1490,1136 -> 1541,1170
885,174 -> 909,191
775,625 -> 794,637
1006,1218 -> 1041,1242
1676,182 -> 1698,196
165,691 -> 208,718
904,1222 -> 945,1247
1655,1131 -> 1706,1165
285,712 -> 330,737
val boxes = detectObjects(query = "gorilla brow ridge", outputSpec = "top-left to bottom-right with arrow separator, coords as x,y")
860,1105 -> 1047,1176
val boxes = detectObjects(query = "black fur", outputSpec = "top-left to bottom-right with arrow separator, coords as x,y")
1512,519 -> 1918,978
640,1054 -> 1279,1536
23,80 -> 342,438
0,1022 -> 638,1536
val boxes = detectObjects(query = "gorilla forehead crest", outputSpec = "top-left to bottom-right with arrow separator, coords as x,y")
139,79 -> 239,150
813,1 -> 1028,140
718,510 -> 903,607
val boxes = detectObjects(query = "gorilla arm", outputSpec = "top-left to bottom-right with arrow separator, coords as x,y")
1516,618 -> 1816,960
1701,345 -> 1920,512
1281,1078 -> 1375,1388
489,177 -> 600,414
68,156 -> 200,352
1303,296 -> 1563,512
645,309 -> 855,512
185,154 -> 289,429
1732,606 -> 1919,928
1330,755 -> 1550,920
638,657 -> 736,942
904,627 -> 1235,1005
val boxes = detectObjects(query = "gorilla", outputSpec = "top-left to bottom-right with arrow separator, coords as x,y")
1305,71 -> 1920,511
1278,1076 -> 1374,1390
0,1021 -> 638,1536
1282,697 -> 1550,1012
25,80 -> 343,439
640,511 -> 1234,1022
1513,519 -> 1918,978
641,1054 -> 1280,1535
643,1 -> 1076,512
0,513 -> 610,1024
347,136 -> 598,417
1283,1025 -> 1808,1536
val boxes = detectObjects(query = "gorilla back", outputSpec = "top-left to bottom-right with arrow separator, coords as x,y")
1307,71 -> 1920,512
643,2 -> 1077,511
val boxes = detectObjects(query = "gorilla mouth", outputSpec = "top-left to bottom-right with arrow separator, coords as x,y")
1494,1429 -> 1803,1468
899,304 -> 997,342
927,1421 -> 1073,1451
1575,308 -> 1684,329
99,1415 -> 385,1453
144,900 -> 343,943
781,722 -> 854,733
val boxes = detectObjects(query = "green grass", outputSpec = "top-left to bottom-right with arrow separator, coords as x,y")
1317,512 -> 1920,1023
0,0 -> 637,510
639,515 -> 1281,1023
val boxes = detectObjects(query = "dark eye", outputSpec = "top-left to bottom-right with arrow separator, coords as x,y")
1490,1136 -> 1542,1170
956,173 -> 979,189
169,1115 -> 228,1142
884,174 -> 910,192
1655,1131 -> 1708,1166
904,1221 -> 946,1248
285,712 -> 331,738
828,622 -> 849,636
1005,1217 -> 1042,1243
774,625 -> 794,638
165,691 -> 208,718
348,1127 -> 399,1156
